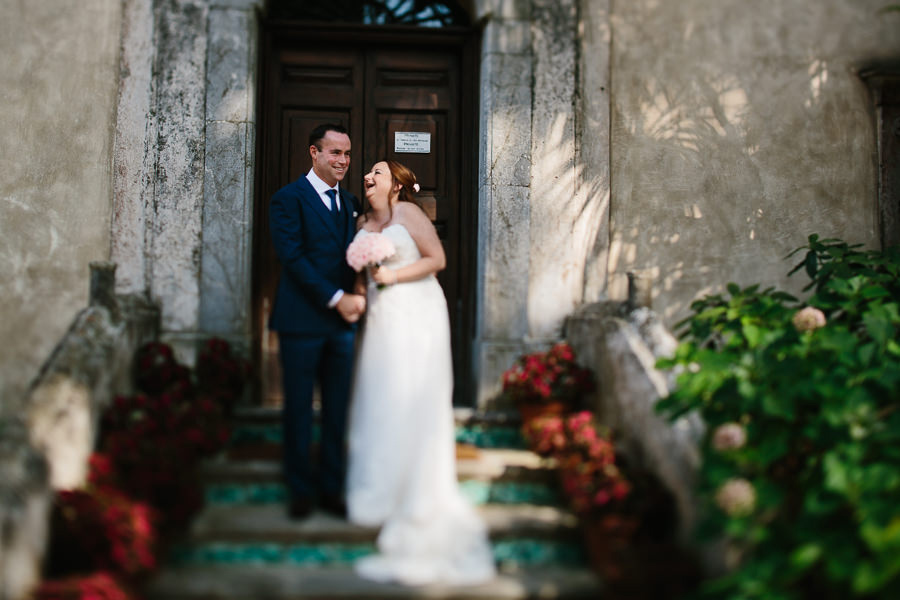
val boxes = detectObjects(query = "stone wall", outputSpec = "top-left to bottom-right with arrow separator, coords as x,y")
0,0 -> 123,408
473,0 -> 900,405
605,0 -> 900,324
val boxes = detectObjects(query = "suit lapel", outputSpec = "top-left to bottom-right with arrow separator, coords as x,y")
337,190 -> 354,243
297,177 -> 342,242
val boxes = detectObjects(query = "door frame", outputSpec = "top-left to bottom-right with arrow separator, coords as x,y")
252,21 -> 481,405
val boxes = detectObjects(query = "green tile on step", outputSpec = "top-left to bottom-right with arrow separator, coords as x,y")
492,539 -> 585,568
455,425 -> 525,449
205,483 -> 287,504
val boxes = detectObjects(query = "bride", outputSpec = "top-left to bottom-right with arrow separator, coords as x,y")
345,160 -> 496,586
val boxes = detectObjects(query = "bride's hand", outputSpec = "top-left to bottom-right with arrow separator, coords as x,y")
372,265 -> 398,286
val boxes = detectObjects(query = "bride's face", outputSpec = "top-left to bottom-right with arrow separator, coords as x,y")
363,161 -> 398,209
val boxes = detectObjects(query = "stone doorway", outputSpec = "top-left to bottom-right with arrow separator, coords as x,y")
252,21 -> 479,407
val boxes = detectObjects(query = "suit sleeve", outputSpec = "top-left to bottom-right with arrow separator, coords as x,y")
269,188 -> 340,308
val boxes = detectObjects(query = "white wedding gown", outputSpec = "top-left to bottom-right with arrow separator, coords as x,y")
346,224 -> 496,586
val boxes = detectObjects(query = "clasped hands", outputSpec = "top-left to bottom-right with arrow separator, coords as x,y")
336,293 -> 366,323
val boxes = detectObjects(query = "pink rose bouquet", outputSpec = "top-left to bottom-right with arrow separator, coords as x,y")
346,233 -> 396,272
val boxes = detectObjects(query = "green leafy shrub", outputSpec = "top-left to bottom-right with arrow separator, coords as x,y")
657,235 -> 900,599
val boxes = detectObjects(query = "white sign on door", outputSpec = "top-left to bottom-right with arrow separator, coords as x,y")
394,132 -> 431,154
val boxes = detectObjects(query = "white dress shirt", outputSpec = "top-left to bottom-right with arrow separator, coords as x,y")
306,169 -> 345,308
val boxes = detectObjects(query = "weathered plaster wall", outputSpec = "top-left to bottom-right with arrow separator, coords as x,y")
607,0 -> 900,324
0,0 -> 122,406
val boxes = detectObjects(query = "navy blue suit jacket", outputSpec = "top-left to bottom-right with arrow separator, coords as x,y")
268,175 -> 359,336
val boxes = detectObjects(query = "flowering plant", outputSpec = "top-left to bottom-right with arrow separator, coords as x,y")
45,488 -> 158,579
657,235 -> 900,598
34,571 -> 133,600
132,341 -> 190,396
346,232 -> 396,272
523,411 -> 631,514
195,337 -> 251,414
99,390 -> 223,527
501,342 -> 594,406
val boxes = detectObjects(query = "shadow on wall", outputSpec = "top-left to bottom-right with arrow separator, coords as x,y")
606,3 -> 891,326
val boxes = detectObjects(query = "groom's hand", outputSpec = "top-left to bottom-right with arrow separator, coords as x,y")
336,293 -> 366,323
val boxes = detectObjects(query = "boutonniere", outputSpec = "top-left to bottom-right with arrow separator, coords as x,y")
352,211 -> 358,218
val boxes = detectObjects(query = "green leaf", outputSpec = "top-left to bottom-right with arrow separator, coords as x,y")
790,543 -> 822,570
857,343 -> 877,366
805,250 -> 818,280
823,452 -> 851,495
742,322 -> 763,347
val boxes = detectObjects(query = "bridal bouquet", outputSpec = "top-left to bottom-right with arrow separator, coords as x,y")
346,233 -> 396,272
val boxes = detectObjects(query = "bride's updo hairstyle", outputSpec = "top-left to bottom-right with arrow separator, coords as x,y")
385,160 -> 423,209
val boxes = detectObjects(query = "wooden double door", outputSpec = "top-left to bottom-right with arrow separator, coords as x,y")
253,24 -> 478,406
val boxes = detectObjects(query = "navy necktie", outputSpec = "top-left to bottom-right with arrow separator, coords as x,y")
325,189 -> 340,225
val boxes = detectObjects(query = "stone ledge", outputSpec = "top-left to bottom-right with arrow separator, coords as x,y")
25,265 -> 159,489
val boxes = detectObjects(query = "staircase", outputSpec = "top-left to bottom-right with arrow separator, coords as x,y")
141,407 -> 603,599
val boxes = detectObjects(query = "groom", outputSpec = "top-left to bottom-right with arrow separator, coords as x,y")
268,123 -> 365,520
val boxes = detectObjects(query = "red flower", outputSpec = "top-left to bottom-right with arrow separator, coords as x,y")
34,571 -> 132,600
501,342 -> 594,406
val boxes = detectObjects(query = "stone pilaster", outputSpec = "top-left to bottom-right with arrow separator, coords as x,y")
113,0 -> 261,363
528,0 -> 579,340
199,0 -> 262,352
111,0 -> 155,295
474,0 -> 611,407
150,0 -> 209,361
474,0 -> 536,405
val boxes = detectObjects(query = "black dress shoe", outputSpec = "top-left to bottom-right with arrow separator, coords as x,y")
288,497 -> 313,520
320,494 -> 347,518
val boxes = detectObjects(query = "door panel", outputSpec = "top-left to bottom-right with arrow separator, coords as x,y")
254,26 -> 476,406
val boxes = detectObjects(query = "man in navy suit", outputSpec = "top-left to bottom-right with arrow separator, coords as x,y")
268,123 -> 365,519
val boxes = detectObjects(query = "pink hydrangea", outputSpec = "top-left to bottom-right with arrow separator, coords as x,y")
715,478 -> 756,517
792,306 -> 826,332
712,422 -> 747,451
346,233 -> 396,272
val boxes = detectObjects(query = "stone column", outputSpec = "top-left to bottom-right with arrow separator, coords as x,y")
474,0 -> 611,406
113,0 -> 260,362
149,0 -> 209,360
111,0 -> 155,295
474,0 -> 536,405
199,0 -> 262,353
528,0 -> 580,340
578,0 -> 612,301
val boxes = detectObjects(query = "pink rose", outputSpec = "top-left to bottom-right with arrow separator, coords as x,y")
346,232 -> 396,271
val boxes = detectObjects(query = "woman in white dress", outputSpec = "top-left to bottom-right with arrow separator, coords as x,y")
346,160 -> 496,586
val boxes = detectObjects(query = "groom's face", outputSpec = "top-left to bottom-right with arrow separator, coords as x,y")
311,130 -> 351,188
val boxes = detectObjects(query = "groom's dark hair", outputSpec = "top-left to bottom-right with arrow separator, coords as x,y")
309,123 -> 349,150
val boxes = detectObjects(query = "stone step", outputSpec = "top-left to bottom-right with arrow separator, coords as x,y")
232,406 -> 522,427
227,407 -> 527,451
181,503 -> 579,544
199,449 -> 562,507
142,564 -> 604,600
166,504 -> 585,570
